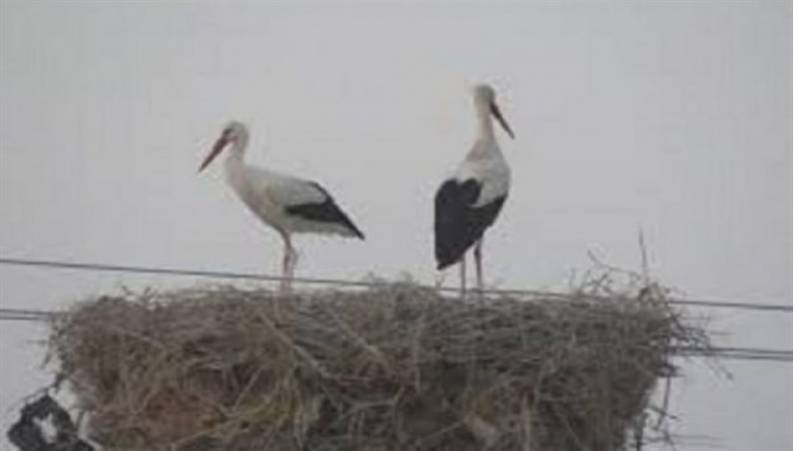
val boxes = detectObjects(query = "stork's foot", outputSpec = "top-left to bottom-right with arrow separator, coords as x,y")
288,248 -> 301,279
473,284 -> 485,303
458,256 -> 467,300
277,237 -> 298,294
473,238 -> 484,300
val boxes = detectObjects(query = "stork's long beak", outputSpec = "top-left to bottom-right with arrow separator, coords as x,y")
198,134 -> 230,172
490,102 -> 515,139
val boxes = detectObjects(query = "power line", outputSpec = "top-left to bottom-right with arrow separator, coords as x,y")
709,353 -> 793,363
0,308 -> 55,321
1,308 -> 791,363
2,257 -> 792,359
0,314 -> 50,322
674,346 -> 793,362
2,257 -> 792,313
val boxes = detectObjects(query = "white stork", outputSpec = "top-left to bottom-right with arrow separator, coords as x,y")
199,121 -> 364,291
434,84 -> 514,293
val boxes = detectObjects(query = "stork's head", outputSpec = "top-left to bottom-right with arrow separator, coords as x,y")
473,84 -> 514,139
199,121 -> 249,172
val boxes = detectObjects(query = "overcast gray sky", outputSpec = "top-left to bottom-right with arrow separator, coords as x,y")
1,1 -> 791,450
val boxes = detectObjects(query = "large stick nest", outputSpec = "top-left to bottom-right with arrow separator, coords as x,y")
49,278 -> 708,450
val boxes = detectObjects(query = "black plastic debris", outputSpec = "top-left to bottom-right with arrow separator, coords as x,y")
7,394 -> 94,451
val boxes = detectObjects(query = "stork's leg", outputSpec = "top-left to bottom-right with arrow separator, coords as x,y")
459,253 -> 467,299
288,246 -> 300,281
278,229 -> 294,293
474,237 -> 484,292
280,241 -> 291,293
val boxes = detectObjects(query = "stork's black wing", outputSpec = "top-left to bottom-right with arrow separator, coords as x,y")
285,182 -> 365,239
434,179 -> 506,270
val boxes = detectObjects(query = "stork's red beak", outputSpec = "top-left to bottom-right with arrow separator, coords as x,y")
199,134 -> 230,172
490,102 -> 515,139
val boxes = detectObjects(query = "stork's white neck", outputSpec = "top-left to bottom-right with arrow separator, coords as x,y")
223,136 -> 249,178
474,98 -> 496,142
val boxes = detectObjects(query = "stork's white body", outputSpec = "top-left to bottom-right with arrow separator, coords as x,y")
224,155 -> 358,237
200,121 -> 363,291
453,140 -> 511,208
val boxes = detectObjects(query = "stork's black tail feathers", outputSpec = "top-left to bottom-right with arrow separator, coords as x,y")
434,179 -> 506,269
340,209 -> 365,240
285,183 -> 365,239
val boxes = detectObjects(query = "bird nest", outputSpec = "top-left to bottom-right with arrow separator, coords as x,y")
48,276 -> 709,451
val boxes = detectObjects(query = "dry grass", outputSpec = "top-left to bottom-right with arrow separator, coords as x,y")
48,275 -> 709,451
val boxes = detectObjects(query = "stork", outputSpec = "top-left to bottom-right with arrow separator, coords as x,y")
199,121 -> 364,291
434,84 -> 514,294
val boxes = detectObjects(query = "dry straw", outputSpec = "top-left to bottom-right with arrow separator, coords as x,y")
48,271 -> 710,450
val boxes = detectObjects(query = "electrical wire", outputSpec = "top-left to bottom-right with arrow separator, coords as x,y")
1,308 -> 791,362
2,257 -> 792,312
2,257 -> 791,362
